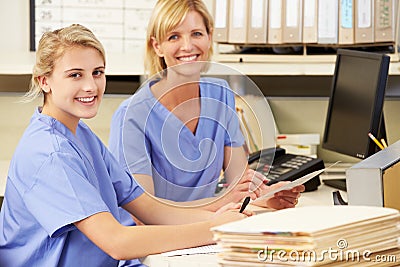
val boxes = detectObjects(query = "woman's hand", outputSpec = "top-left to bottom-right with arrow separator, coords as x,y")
209,204 -> 253,228
223,169 -> 269,203
215,202 -> 254,216
252,182 -> 305,210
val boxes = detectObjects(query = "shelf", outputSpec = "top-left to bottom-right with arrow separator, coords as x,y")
211,60 -> 400,76
1,51 -> 400,76
212,48 -> 400,76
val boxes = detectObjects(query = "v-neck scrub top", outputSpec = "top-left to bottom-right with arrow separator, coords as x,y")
109,77 -> 245,202
0,108 -> 145,267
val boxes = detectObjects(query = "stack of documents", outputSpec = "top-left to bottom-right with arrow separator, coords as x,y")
276,133 -> 320,158
212,206 -> 400,266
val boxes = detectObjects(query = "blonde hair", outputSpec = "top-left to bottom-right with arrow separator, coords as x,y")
145,0 -> 214,77
25,24 -> 105,102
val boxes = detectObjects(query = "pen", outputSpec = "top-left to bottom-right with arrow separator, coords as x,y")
239,196 -> 251,213
381,138 -> 388,148
368,133 -> 384,150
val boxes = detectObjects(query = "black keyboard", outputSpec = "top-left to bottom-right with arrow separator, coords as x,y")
323,178 -> 347,191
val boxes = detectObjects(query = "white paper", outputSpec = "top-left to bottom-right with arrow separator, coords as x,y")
251,0 -> 264,28
232,0 -> 246,28
258,162 -> 340,201
286,0 -> 299,27
269,0 -> 282,29
214,0 -> 228,28
318,0 -> 338,39
303,0 -> 316,27
160,244 -> 223,257
357,0 -> 372,28
258,169 -> 325,201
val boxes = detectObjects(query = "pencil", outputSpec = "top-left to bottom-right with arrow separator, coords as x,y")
368,133 -> 384,150
381,139 -> 388,148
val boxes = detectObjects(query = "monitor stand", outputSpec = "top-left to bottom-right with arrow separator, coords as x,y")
321,162 -> 352,191
322,178 -> 347,191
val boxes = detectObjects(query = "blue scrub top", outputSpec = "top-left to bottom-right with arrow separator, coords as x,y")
0,108 -> 145,267
109,77 -> 244,202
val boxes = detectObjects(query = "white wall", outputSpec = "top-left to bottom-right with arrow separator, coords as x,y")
0,94 -> 128,161
0,1 -> 30,52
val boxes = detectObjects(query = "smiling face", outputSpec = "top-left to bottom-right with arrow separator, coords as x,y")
151,10 -> 212,70
39,46 -> 106,133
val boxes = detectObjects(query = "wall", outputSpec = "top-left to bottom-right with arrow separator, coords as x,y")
0,1 -> 29,52
0,93 -> 128,161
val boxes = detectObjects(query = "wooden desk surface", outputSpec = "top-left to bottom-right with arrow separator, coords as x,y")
142,184 -> 347,266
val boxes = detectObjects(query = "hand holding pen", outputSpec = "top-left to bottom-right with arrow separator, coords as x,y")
239,196 -> 251,213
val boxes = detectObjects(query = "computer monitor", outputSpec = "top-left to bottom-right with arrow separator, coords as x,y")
322,49 -> 390,190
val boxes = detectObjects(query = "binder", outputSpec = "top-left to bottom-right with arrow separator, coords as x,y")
374,0 -> 396,43
213,0 -> 230,43
246,0 -> 268,44
302,0 -> 318,43
355,0 -> 374,43
317,0 -> 339,44
283,0 -> 303,43
268,0 -> 283,44
228,0 -> 248,43
339,0 -> 354,44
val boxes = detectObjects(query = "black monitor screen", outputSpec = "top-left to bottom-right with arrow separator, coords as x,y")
322,49 -> 390,159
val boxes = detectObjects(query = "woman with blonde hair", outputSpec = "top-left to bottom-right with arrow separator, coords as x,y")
109,0 -> 304,211
0,24 -> 250,267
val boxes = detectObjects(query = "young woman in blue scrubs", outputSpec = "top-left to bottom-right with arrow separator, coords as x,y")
0,24 -> 251,267
109,0 -> 304,211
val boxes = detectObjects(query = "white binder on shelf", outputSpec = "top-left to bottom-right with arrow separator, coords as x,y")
268,0 -> 283,44
374,0 -> 396,43
247,0 -> 268,44
317,0 -> 339,44
339,0 -> 354,44
303,0 -> 318,43
213,0 -> 230,43
355,0 -> 374,43
283,0 -> 303,43
228,0 -> 248,43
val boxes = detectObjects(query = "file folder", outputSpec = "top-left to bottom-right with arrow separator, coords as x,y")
213,0 -> 230,43
283,0 -> 303,43
339,0 -> 354,44
247,0 -> 268,44
228,0 -> 247,43
374,0 -> 396,43
303,0 -> 318,43
268,0 -> 283,44
355,0 -> 374,43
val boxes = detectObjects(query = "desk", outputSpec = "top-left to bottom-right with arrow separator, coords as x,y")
142,184 -> 347,267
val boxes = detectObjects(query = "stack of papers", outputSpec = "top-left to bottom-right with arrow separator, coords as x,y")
212,206 -> 400,266
276,134 -> 320,158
